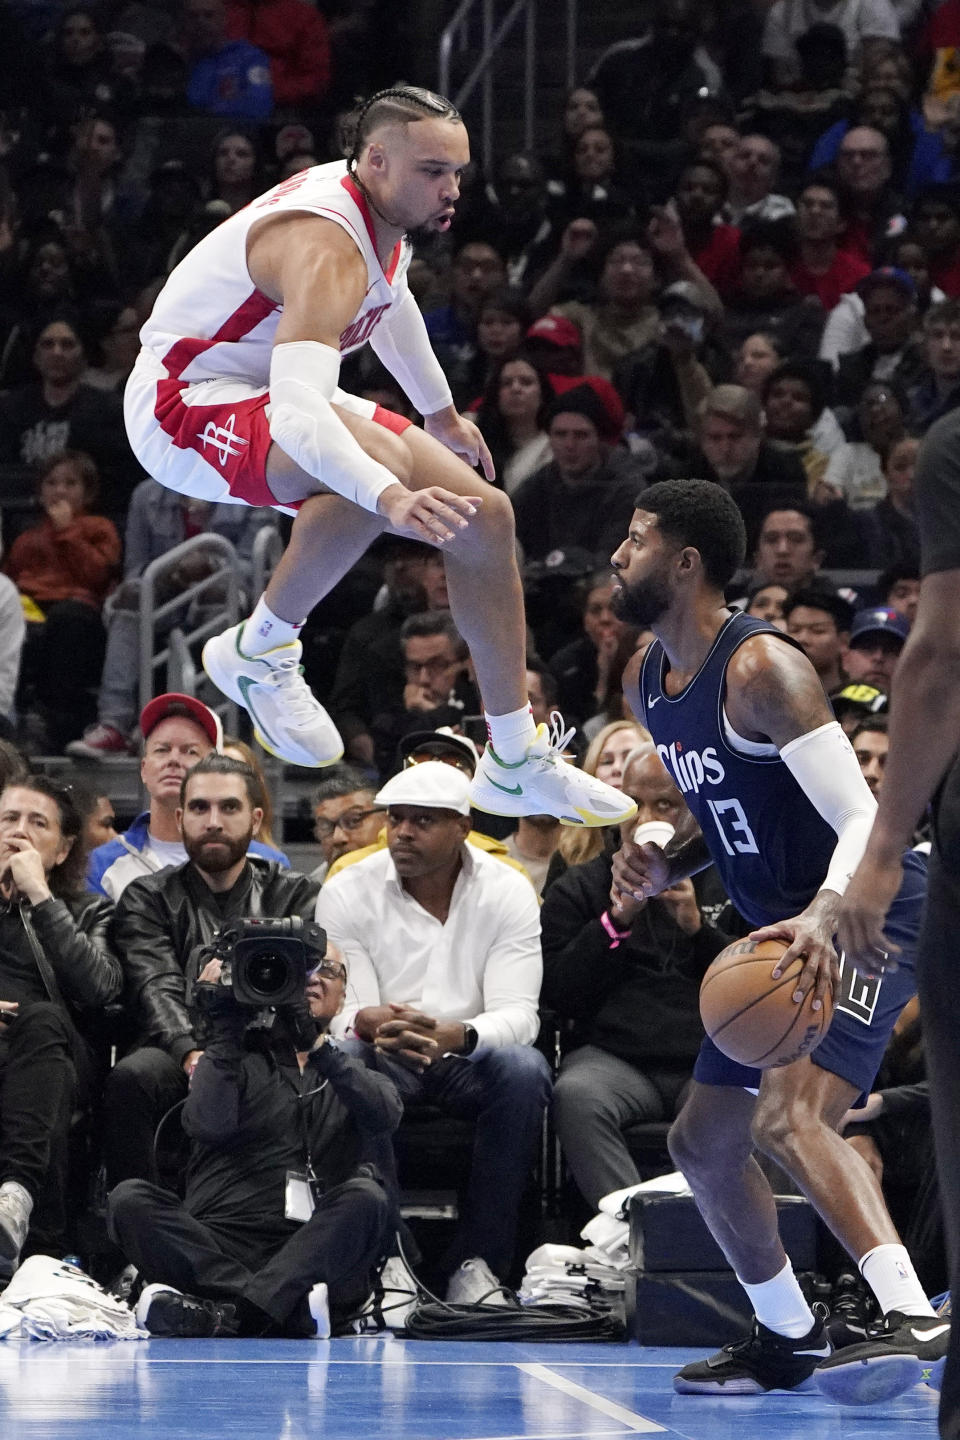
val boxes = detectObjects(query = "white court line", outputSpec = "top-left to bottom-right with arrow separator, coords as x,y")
125,1357 -> 679,1368
518,1362 -> 667,1433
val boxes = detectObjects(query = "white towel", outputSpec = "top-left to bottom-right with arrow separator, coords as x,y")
0,1256 -> 146,1341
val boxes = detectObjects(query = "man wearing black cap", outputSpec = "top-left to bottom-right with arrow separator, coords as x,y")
843,606 -> 909,693
511,385 -> 643,565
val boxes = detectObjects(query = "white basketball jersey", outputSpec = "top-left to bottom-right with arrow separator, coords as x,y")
139,160 -> 412,384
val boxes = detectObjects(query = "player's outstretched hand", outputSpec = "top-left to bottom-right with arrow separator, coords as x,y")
378,482 -> 482,545
610,839 -> 671,919
424,410 -> 496,481
748,909 -> 839,1013
837,851 -> 903,979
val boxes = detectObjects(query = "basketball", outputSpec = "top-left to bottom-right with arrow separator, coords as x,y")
699,937 -> 834,1069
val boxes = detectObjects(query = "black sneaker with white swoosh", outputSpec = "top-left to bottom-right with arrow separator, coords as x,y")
673,1316 -> 832,1394
814,1310 -> 951,1405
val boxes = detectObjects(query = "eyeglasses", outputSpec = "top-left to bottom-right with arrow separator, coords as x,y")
404,657 -> 457,676
404,749 -> 474,774
307,959 -> 347,982
313,806 -> 385,840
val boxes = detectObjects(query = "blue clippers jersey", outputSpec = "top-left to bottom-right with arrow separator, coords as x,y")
638,611 -> 837,928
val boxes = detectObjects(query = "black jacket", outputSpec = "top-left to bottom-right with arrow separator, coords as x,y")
112,859 -> 318,1067
512,452 -> 643,565
540,850 -> 740,1067
1,892 -> 120,1012
183,1026 -> 401,1249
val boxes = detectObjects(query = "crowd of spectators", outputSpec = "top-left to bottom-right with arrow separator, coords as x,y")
0,0 -> 946,1336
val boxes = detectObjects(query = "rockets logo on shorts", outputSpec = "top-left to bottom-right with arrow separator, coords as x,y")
198,414 -> 249,467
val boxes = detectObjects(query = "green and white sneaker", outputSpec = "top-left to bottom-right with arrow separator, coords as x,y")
470,713 -> 637,827
202,622 -> 344,768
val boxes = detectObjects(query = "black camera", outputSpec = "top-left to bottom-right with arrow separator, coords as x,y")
213,917 -> 328,1008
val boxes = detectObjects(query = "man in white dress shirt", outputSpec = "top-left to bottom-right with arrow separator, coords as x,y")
316,761 -> 550,1302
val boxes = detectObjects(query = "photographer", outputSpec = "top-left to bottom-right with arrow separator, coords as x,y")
108,931 -> 400,1338
103,755 -> 318,1186
0,775 -> 120,1270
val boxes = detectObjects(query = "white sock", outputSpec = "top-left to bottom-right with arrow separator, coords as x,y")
242,597 -> 304,656
739,1259 -> 816,1339
484,704 -> 537,764
859,1244 -> 935,1318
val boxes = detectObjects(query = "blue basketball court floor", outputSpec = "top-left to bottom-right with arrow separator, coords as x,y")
0,1335 -> 940,1439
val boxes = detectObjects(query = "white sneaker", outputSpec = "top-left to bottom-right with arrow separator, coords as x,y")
202,622 -> 344,768
378,1254 -> 420,1330
470,713 -> 638,827
307,1281 -> 330,1338
0,1182 -> 32,1272
445,1257 -> 513,1307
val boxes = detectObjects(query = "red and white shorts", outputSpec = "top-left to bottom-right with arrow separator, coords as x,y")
124,351 -> 413,514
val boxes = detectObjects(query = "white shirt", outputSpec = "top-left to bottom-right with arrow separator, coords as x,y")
763,0 -> 899,65
317,842 -> 542,1049
0,575 -> 25,719
824,440 -> 886,509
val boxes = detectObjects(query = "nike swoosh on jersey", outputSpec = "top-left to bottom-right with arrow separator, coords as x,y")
646,694 -> 662,709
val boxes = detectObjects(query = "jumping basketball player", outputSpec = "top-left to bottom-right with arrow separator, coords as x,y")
609,479 -> 946,1402
123,85 -> 632,828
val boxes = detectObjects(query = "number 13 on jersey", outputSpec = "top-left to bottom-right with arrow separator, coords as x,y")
706,797 -> 760,856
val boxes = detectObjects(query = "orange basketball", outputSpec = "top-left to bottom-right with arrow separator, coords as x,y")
699,937 -> 834,1069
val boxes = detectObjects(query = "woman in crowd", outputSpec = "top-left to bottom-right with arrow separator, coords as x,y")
821,381 -> 908,510
472,354 -> 553,496
548,720 -> 651,881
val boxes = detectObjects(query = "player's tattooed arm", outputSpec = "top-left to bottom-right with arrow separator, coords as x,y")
725,634 -> 834,749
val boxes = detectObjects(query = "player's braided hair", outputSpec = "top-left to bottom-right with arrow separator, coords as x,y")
343,84 -> 462,174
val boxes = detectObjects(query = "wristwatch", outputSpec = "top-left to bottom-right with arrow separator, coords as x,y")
461,1022 -> 479,1055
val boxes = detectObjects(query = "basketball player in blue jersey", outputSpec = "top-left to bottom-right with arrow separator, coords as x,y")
608,479 -> 946,1403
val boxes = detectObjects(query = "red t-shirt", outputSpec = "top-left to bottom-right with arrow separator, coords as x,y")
931,251 -> 960,298
691,224 -> 742,299
790,251 -> 871,311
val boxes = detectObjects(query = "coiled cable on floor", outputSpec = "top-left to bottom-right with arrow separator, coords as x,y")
354,1232 -> 624,1342
401,1298 -> 624,1342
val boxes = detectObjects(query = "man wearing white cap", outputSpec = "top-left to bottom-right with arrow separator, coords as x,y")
316,761 -> 550,1302
86,693 -> 282,901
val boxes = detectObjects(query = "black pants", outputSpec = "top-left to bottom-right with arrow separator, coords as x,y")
102,1047 -> 188,1187
916,853 -> 960,1440
22,602 -> 106,749
0,1000 -> 79,1253
107,1172 -> 391,1333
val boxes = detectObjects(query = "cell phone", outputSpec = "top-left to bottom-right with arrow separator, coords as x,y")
460,715 -> 488,748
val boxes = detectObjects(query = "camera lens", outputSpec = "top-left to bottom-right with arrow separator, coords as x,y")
244,951 -> 289,999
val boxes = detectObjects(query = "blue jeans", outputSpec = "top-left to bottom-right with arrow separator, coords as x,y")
340,1040 -> 552,1278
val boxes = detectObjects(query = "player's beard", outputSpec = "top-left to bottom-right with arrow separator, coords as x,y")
612,571 -> 672,628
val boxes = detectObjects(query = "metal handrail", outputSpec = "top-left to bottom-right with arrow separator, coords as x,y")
251,522 -> 283,607
138,533 -> 241,732
439,0 -> 578,175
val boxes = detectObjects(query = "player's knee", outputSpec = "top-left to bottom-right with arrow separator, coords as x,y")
751,1095 -> 813,1162
379,428 -> 414,486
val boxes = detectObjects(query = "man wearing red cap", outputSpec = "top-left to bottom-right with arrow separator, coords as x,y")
86,693 -> 280,900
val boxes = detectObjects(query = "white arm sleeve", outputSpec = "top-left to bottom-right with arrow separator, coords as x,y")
268,340 -> 399,513
780,721 -> 878,897
369,286 -> 454,417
